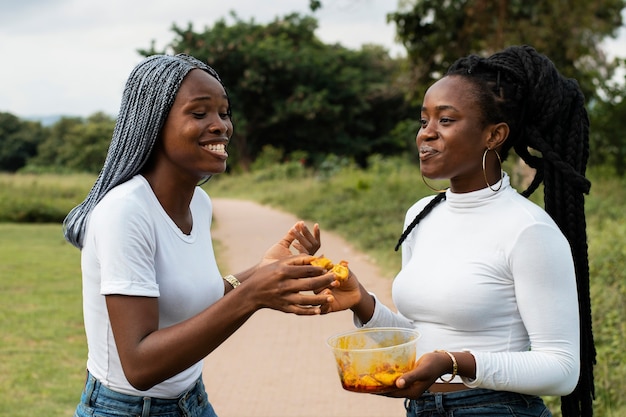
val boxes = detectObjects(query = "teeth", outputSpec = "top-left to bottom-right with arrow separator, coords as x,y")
204,144 -> 226,153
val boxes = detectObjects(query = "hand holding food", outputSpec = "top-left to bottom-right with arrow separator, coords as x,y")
310,256 -> 350,282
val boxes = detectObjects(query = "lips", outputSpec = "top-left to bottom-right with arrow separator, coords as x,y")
419,145 -> 438,160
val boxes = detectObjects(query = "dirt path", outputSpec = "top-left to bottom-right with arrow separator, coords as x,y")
202,198 -> 405,417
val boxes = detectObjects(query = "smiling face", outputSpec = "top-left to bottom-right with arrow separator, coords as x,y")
417,75 -> 504,193
150,68 -> 233,184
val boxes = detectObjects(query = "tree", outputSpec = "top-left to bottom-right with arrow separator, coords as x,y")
389,0 -> 626,103
28,116 -> 83,170
589,65 -> 626,176
28,113 -> 115,173
140,13 -> 414,170
0,112 -> 44,172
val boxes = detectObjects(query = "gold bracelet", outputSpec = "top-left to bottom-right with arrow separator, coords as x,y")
223,274 -> 241,289
434,350 -> 458,383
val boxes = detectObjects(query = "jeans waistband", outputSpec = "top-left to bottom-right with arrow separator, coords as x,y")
404,388 -> 541,415
82,371 -> 207,417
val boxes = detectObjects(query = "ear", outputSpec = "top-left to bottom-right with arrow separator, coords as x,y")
486,122 -> 509,150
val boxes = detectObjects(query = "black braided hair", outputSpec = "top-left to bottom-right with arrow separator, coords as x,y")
394,192 -> 446,252
395,45 -> 594,417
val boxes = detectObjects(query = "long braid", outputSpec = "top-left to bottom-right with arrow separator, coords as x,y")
394,192 -> 446,251
398,45 -> 594,416
63,54 -> 227,249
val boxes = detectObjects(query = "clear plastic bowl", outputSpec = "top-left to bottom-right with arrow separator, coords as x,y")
327,327 -> 420,393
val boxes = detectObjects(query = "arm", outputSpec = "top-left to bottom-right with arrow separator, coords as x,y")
462,224 -> 580,395
108,254 -> 335,391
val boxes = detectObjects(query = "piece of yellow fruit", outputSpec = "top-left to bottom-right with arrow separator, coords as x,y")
331,261 -> 350,282
372,370 -> 402,386
310,256 -> 334,270
359,374 -> 384,387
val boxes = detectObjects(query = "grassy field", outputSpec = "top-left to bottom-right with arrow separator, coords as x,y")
0,224 -> 85,416
1,160 -> 624,416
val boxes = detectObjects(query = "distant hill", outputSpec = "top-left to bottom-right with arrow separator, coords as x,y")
24,115 -> 77,126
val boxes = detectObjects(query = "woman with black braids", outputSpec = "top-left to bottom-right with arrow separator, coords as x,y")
64,54 -> 335,416
322,45 -> 594,416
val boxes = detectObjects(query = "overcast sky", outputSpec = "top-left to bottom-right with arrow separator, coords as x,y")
1,0 -> 624,119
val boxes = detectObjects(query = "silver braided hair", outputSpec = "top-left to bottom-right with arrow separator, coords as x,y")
63,54 -> 226,249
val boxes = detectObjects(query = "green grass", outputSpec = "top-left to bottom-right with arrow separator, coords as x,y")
1,162 -> 625,416
0,224 -> 85,416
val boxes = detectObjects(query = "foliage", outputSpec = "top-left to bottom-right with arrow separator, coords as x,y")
0,112 -> 45,172
388,0 -> 626,103
0,173 -> 94,222
27,113 -> 115,173
588,67 -> 626,176
139,13 -> 415,169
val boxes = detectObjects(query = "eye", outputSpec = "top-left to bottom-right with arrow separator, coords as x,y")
419,118 -> 428,127
192,112 -> 206,119
439,117 -> 454,125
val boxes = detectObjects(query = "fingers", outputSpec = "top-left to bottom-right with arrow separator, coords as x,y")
289,221 -> 321,255
281,253 -> 318,267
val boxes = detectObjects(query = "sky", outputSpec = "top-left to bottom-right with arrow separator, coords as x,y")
1,0 -> 625,119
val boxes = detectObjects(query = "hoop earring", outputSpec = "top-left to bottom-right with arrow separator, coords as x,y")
482,148 -> 503,192
421,172 -> 447,193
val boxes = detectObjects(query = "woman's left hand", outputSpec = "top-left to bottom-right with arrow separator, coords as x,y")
261,221 -> 320,266
379,352 -> 452,399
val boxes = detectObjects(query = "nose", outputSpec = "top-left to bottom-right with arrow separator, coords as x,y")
417,123 -> 436,143
208,114 -> 231,135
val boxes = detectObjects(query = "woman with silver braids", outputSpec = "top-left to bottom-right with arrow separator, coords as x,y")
65,54 -> 335,417
321,45 -> 594,417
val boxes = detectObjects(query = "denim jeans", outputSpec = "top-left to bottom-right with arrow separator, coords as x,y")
74,371 -> 218,417
404,388 -> 552,417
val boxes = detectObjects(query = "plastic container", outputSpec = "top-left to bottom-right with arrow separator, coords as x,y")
327,327 -> 420,393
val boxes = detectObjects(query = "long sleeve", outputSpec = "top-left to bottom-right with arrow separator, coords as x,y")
462,223 -> 580,396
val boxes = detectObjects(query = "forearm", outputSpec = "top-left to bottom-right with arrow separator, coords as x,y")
462,350 -> 579,396
110,286 -> 259,391
222,265 -> 259,294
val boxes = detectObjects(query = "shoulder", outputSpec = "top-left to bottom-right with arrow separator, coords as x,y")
91,176 -> 154,227
191,185 -> 212,208
191,186 -> 213,220
499,190 -> 570,252
504,189 -> 559,228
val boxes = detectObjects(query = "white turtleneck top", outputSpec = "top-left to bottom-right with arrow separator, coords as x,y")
359,173 -> 580,396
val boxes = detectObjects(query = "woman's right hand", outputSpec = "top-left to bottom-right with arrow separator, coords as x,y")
239,253 -> 336,315
318,270 -> 366,314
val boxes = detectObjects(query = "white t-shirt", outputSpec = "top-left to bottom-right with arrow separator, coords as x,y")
81,175 -> 224,398
359,174 -> 580,396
